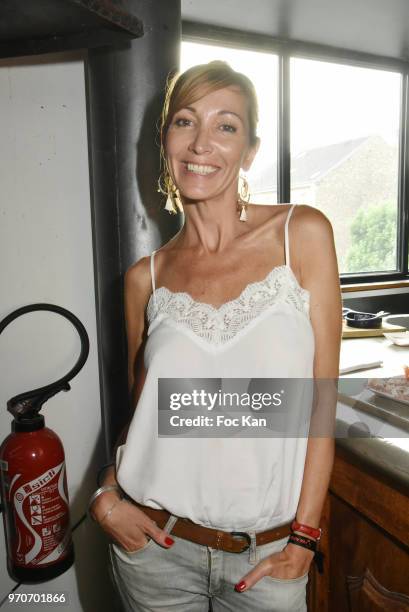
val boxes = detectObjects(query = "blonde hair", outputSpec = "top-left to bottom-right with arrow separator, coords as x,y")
158,61 -> 259,204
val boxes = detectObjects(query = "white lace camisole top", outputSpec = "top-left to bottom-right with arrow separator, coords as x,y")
116,203 -> 315,532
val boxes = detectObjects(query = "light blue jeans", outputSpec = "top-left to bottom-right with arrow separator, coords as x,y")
108,514 -> 309,612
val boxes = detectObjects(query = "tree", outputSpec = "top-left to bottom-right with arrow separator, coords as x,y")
346,201 -> 397,273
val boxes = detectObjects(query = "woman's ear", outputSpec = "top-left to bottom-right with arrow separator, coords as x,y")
242,137 -> 261,172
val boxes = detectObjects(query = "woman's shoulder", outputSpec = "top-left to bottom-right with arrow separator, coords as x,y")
248,201 -> 328,219
245,202 -> 327,233
249,202 -> 332,233
124,255 -> 152,301
125,230 -> 183,292
287,203 -> 334,239
281,205 -> 335,260
290,203 -> 331,223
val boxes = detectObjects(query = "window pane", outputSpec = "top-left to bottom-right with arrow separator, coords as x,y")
290,58 -> 401,275
181,41 -> 278,203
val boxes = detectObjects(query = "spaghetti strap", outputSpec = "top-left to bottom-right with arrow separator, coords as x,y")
150,250 -> 158,310
284,204 -> 297,269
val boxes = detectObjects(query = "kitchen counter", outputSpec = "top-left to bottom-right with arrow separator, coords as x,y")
308,333 -> 409,610
309,431 -> 409,611
335,419 -> 409,495
335,334 -> 409,492
337,334 -> 409,441
340,333 -> 408,378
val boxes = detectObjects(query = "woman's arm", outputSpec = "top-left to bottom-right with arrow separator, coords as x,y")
90,257 -> 175,550
90,258 -> 150,519
235,205 -> 342,590
289,206 -> 342,566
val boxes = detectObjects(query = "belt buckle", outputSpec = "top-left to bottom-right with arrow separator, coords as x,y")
230,531 -> 251,553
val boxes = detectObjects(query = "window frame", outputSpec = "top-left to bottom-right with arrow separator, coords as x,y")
182,20 -> 409,285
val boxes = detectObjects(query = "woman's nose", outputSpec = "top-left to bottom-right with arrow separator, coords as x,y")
188,126 -> 212,155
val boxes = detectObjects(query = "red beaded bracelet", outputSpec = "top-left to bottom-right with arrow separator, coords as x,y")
291,520 -> 322,541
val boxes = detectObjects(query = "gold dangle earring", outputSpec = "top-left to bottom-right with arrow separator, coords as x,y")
237,174 -> 250,222
164,183 -> 182,214
157,171 -> 183,215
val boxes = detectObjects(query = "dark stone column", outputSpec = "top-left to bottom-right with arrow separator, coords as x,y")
86,0 -> 182,455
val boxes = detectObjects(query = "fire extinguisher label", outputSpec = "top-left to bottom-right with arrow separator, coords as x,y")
11,462 -> 72,567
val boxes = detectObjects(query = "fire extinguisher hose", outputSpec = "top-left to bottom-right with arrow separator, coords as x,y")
0,303 -> 90,418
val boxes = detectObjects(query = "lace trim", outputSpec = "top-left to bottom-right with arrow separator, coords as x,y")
146,266 -> 310,346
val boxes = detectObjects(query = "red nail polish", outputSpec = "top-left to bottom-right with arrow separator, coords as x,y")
165,536 -> 175,546
234,581 -> 246,592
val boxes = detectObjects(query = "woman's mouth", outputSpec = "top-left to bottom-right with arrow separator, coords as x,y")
185,162 -> 218,176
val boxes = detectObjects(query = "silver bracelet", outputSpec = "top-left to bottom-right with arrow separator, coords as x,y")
99,499 -> 123,524
88,485 -> 121,521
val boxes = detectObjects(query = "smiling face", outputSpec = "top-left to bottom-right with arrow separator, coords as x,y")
164,86 -> 259,204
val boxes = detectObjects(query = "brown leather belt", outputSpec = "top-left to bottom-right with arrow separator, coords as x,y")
130,499 -> 292,554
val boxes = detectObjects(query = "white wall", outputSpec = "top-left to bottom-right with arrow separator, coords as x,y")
0,52 -> 116,611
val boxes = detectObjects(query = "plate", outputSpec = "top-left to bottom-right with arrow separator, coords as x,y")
366,387 -> 409,406
383,331 -> 409,346
367,376 -> 409,406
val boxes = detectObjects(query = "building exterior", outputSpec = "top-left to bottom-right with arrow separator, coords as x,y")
250,134 -> 398,271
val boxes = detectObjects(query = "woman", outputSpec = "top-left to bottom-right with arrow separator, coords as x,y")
89,60 -> 342,611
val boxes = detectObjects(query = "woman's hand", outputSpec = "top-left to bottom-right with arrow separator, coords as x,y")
234,542 -> 314,592
91,492 -> 175,552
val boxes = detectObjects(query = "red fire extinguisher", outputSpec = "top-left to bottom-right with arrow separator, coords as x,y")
0,304 -> 89,583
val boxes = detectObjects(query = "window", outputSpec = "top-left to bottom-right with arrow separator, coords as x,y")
290,59 -> 401,275
181,33 -> 408,282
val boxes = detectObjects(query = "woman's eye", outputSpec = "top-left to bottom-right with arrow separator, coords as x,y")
174,117 -> 192,127
219,124 -> 237,133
